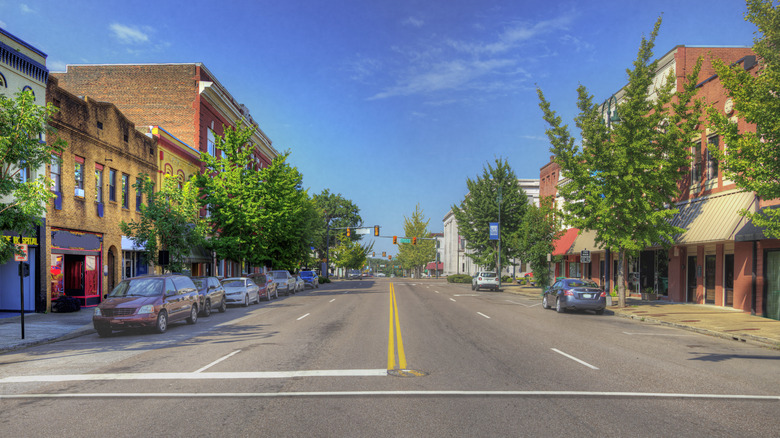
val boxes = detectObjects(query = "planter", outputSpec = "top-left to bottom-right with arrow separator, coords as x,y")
641,292 -> 658,301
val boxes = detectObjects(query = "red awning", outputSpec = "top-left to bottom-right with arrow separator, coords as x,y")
426,262 -> 443,270
552,228 -> 579,256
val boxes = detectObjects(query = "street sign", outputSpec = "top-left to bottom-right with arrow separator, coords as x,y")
489,223 -> 499,240
14,244 -> 28,262
399,238 -> 411,243
580,249 -> 591,264
356,228 -> 371,235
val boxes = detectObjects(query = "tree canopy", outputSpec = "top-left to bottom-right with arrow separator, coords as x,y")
708,0 -> 780,238
396,204 -> 436,278
0,90 -> 66,263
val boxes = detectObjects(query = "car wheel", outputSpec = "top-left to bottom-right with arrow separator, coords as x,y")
471,283 -> 475,291
155,311 -> 168,334
243,294 -> 249,307
542,295 -> 550,309
187,305 -> 198,324
556,298 -> 566,313
595,309 -> 605,315
96,327 -> 112,337
218,298 -> 227,313
202,299 -> 212,317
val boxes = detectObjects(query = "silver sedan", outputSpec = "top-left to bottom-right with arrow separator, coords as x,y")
221,277 -> 261,307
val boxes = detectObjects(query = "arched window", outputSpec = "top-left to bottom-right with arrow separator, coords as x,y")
177,170 -> 185,189
164,163 -> 173,176
21,85 -> 34,98
0,72 -> 6,88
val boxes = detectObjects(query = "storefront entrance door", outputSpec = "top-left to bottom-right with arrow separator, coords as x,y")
687,256 -> 697,303
705,255 -> 716,305
766,251 -> 780,321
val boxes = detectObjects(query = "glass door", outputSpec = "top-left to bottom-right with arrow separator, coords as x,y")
766,251 -> 780,321
687,256 -> 697,303
705,255 -> 716,304
724,254 -> 734,307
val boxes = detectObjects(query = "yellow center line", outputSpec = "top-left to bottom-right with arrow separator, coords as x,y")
387,283 -> 408,370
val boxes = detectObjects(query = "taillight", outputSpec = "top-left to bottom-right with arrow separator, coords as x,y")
599,291 -> 606,297
564,290 -> 574,296
478,277 -> 482,281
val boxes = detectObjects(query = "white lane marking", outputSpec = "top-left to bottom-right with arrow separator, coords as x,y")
329,299 -> 336,303
195,350 -> 241,373
623,332 -> 695,337
4,391 -> 779,400
297,313 -> 310,321
551,348 -> 599,370
449,298 -> 456,302
0,369 -> 389,384
435,291 -> 440,294
454,294 -> 479,297
477,312 -> 491,319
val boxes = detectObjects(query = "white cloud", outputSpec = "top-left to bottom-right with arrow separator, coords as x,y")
20,4 -> 35,14
0,20 -> 6,28
403,17 -> 424,28
109,23 -> 150,44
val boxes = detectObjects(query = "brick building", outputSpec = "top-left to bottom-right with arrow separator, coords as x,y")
46,77 -> 157,310
543,45 -> 780,320
0,28 -> 49,313
52,63 -> 279,276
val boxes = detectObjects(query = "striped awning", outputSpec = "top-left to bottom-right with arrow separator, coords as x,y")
670,190 -> 756,244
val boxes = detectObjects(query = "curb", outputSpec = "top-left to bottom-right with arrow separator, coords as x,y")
0,324 -> 95,355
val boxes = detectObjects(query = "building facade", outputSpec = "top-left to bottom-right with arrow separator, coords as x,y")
46,77 -> 157,310
52,63 -> 279,277
0,28 -> 49,312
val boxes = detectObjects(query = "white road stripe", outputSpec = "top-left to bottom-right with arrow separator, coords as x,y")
623,332 -> 695,336
329,299 -> 336,303
435,291 -> 440,294
477,312 -> 491,319
551,348 -> 599,370
3,390 -> 779,400
0,369 -> 389,384
195,350 -> 241,373
297,313 -> 310,321
449,298 -> 456,302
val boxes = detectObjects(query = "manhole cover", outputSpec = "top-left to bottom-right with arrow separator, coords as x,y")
388,369 -> 428,378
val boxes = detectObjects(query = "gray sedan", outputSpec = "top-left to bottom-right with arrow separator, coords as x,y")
543,278 -> 606,314
221,277 -> 261,307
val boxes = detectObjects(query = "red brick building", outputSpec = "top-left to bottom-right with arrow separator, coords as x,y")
52,63 -> 279,277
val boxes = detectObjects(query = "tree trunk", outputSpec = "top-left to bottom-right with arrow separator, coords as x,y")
617,249 -> 626,308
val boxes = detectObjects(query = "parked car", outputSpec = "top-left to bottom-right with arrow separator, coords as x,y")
292,274 -> 305,293
472,272 -> 499,291
192,276 -> 227,317
299,270 -> 319,289
348,270 -> 361,280
93,274 -> 200,337
222,277 -> 261,306
248,273 -> 278,301
543,278 -> 606,314
270,270 -> 294,296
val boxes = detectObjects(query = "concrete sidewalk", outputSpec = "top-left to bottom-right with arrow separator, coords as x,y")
503,283 -> 780,350
2,282 -> 779,354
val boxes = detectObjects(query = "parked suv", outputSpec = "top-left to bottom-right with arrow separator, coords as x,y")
472,272 -> 499,291
93,274 -> 200,336
299,270 -> 319,289
192,276 -> 227,316
248,273 -> 278,301
270,270 -> 294,296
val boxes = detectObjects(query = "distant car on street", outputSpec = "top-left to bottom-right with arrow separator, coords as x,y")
348,270 -> 361,280
543,278 -> 606,314
472,272 -> 499,291
222,277 -> 261,307
192,276 -> 227,316
271,270 -> 295,296
292,274 -> 305,293
299,270 -> 319,289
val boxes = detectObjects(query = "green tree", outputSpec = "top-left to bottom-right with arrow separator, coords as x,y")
331,233 -> 373,271
396,204 -> 436,278
516,198 -> 563,290
708,0 -> 780,238
452,158 -> 529,274
255,153 -> 318,270
312,189 -> 362,260
0,90 -> 66,262
121,174 -> 206,274
537,17 -> 703,307
194,122 -> 261,268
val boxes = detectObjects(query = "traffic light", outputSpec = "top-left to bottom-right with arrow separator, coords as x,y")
393,236 -> 397,244
346,228 -> 351,237
372,252 -> 375,257
374,225 -> 380,236
412,237 -> 417,245
382,252 -> 386,257
388,255 -> 392,260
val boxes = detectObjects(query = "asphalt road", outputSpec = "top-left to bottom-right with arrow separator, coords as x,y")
1,278 -> 779,437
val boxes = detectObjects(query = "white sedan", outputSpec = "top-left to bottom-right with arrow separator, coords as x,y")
221,277 -> 261,307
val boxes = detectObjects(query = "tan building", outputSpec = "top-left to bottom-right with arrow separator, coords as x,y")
46,77 -> 157,310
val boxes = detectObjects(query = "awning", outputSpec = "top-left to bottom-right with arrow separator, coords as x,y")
670,190 -> 756,244
570,229 -> 601,254
735,205 -> 780,241
184,245 -> 212,264
552,228 -> 579,256
426,262 -> 443,270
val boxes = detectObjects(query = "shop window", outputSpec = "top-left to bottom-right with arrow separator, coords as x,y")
50,155 -> 61,192
136,177 -> 142,211
706,136 -> 719,186
207,129 -> 216,156
95,164 -> 103,203
690,141 -> 702,189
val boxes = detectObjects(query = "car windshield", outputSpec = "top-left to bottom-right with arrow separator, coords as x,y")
222,279 -> 245,287
273,272 -> 288,279
481,273 -> 496,278
108,278 -> 163,297
567,280 -> 599,288
300,271 -> 314,277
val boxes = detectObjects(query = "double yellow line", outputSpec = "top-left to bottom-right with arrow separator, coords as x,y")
387,283 -> 407,370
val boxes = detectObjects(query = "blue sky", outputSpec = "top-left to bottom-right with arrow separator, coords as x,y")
0,0 -> 759,259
